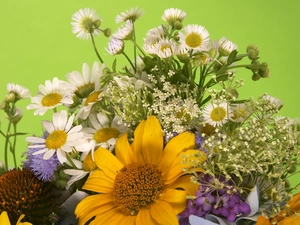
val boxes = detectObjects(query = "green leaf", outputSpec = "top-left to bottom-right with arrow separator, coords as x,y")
227,50 -> 238,65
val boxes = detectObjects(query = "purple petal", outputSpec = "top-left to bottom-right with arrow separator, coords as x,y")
240,202 -> 251,214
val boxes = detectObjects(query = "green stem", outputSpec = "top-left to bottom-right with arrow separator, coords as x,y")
4,117 -> 12,171
90,33 -> 104,64
12,124 -> 17,168
130,39 -> 146,57
66,153 -> 78,169
122,51 -> 135,72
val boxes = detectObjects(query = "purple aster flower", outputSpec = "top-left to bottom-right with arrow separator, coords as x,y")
23,132 -> 61,182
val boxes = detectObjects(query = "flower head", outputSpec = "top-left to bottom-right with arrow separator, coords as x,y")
113,20 -> 134,40
75,116 -> 206,224
0,211 -> 32,225
26,110 -> 90,164
203,102 -> 231,127
106,37 -> 124,55
71,8 -> 101,40
218,37 -> 238,56
26,77 -> 73,116
115,7 -> 144,23
162,8 -> 186,27
179,24 -> 210,52
6,83 -> 30,101
0,169 -> 57,225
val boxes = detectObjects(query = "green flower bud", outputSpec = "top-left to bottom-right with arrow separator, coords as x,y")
10,108 -> 23,124
5,93 -> 16,103
228,88 -> 239,99
103,28 -> 111,37
93,19 -> 101,28
259,66 -> 270,78
252,73 -> 260,81
287,164 -> 297,174
0,101 -> 6,110
173,21 -> 183,30
55,179 -> 68,189
247,44 -> 259,60
284,179 -> 291,188
208,48 -> 217,59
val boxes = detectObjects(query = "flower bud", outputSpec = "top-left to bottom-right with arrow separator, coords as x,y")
259,66 -> 270,78
93,19 -> 101,28
208,48 -> 217,59
252,73 -> 260,81
103,28 -> 111,37
10,108 -> 23,124
0,101 -> 6,110
173,20 -> 183,30
287,164 -> 297,174
247,44 -> 259,60
5,93 -> 16,103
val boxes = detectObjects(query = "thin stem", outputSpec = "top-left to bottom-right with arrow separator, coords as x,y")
90,33 -> 104,64
12,124 -> 17,168
66,153 -> 78,169
122,51 -> 135,72
4,118 -> 12,171
130,39 -> 146,57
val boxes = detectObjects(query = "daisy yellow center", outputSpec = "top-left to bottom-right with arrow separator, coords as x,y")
210,107 -> 227,122
42,93 -> 62,107
80,17 -> 95,33
45,130 -> 67,149
185,33 -> 202,48
84,91 -> 101,106
113,162 -> 164,216
233,109 -> 247,120
94,127 -> 119,143
82,153 -> 97,172
160,45 -> 172,54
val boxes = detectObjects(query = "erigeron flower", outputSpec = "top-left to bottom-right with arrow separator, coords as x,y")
82,113 -> 127,157
75,116 -> 206,225
218,37 -> 238,56
26,77 -> 73,116
162,8 -> 186,26
66,62 -> 104,98
6,83 -> 30,100
106,37 -> 124,55
112,20 -> 134,40
115,7 -> 144,23
262,94 -> 283,110
203,102 -> 232,127
143,26 -> 168,55
179,24 -> 210,52
155,38 -> 177,58
26,110 -> 90,164
230,103 -> 251,123
71,8 -> 101,40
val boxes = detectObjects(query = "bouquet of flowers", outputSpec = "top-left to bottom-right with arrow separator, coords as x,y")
1,6 -> 300,225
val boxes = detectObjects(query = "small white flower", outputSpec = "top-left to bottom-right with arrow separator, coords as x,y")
230,103 -> 250,123
162,8 -> 186,25
66,62 -> 104,98
26,110 -> 90,164
179,24 -> 210,52
115,7 -> 144,23
71,8 -> 101,40
262,94 -> 283,110
218,37 -> 238,56
7,83 -> 30,100
155,39 -> 177,58
26,77 -> 73,116
203,102 -> 232,127
106,37 -> 124,55
112,20 -> 134,40
76,89 -> 102,120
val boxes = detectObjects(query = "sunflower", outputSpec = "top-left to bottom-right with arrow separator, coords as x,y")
0,211 -> 32,225
75,116 -> 207,225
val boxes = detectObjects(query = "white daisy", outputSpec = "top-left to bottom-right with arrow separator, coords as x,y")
203,102 -> 232,127
26,110 -> 90,164
155,38 -> 176,58
82,113 -> 127,156
162,8 -> 186,26
112,20 -> 134,40
26,77 -> 73,116
218,37 -> 238,56
71,8 -> 101,40
115,7 -> 144,23
7,83 -> 30,100
66,62 -> 104,98
179,24 -> 210,51
106,37 -> 124,55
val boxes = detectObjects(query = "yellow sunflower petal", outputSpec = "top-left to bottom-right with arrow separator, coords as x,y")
140,116 -> 163,165
159,132 -> 195,172
115,132 -> 135,165
159,188 -> 188,214
75,194 -> 115,225
162,149 -> 202,185
90,207 -> 132,225
0,211 -> 10,225
94,147 -> 124,180
83,170 -> 114,193
150,200 -> 179,225
16,214 -> 32,225
132,119 -> 146,162
136,208 -> 160,225
165,175 -> 199,196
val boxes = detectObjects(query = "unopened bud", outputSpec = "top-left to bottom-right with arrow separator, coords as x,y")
259,67 -> 270,78
208,48 -> 217,58
10,108 -> 23,124
103,28 -> 111,37
5,93 -> 16,103
247,44 -> 259,60
252,73 -> 260,81
173,21 -> 183,30
93,19 -> 101,28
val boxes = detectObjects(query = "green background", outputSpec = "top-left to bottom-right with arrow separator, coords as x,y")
1,0 -> 300,185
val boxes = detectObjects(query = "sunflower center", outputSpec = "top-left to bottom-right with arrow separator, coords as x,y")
185,33 -> 202,48
84,91 -> 101,106
113,162 -> 164,216
41,93 -> 62,107
94,127 -> 119,143
45,130 -> 67,149
82,153 -> 97,172
210,107 -> 227,122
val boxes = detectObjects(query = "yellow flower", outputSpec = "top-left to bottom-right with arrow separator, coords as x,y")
0,211 -> 32,225
75,116 -> 206,225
